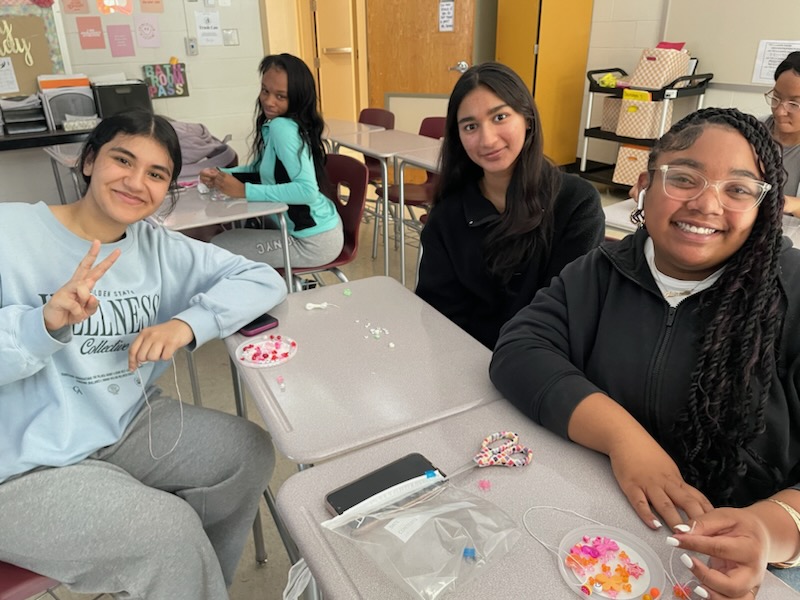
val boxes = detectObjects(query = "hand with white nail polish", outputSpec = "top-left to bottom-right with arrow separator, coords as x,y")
668,507 -> 768,600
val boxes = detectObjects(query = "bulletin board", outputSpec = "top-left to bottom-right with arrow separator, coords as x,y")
0,1 -> 64,97
663,0 -> 798,87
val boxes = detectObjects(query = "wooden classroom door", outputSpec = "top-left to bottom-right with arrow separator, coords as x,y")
365,0 -> 476,108
314,0 -> 360,121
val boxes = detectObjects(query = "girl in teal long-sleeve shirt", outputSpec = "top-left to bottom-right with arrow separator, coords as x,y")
201,53 -> 343,268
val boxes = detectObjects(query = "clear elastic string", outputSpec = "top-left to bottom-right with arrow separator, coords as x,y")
135,357 -> 184,460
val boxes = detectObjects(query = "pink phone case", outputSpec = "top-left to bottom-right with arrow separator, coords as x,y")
239,314 -> 279,336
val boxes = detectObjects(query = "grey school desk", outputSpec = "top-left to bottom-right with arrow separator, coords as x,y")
603,198 -> 800,246
326,130 -> 441,278
275,400 -> 798,600
223,275 -> 502,466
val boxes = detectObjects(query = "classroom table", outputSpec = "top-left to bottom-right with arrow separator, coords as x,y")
150,187 -> 293,288
322,118 -> 384,149
602,198 -> 800,246
223,275 -> 502,466
326,129 -> 442,278
394,143 -> 442,285
275,399 -> 798,600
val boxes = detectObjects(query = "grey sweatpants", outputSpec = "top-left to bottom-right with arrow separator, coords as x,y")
211,219 -> 344,269
0,392 -> 275,600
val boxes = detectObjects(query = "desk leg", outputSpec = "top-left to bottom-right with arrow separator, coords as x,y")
399,160 -> 407,286
50,157 -> 68,205
279,212 -> 294,292
381,158 -> 390,276
185,350 -> 202,406
229,358 -> 268,564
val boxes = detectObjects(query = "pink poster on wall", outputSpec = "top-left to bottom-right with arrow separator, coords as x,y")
107,24 -> 135,57
62,0 -> 90,13
139,0 -> 163,13
77,16 -> 105,50
134,15 -> 160,48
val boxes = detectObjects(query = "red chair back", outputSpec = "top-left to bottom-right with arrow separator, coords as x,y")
323,154 -> 370,265
0,561 -> 59,600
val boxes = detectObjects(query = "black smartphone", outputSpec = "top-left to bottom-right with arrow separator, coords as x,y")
324,453 -> 442,516
238,313 -> 279,336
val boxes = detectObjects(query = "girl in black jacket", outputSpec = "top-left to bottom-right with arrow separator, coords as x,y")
416,63 -> 604,348
492,107 -> 800,597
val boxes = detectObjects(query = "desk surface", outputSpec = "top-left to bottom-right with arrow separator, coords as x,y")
224,276 -> 502,464
603,198 -> 800,245
328,129 -> 441,158
323,118 -> 383,139
276,400 -> 797,600
0,128 -> 90,152
151,188 -> 288,231
395,142 -> 442,171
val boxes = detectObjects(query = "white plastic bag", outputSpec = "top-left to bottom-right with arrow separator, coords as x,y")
322,475 -> 520,600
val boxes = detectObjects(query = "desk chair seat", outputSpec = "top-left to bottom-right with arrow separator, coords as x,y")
0,561 -> 60,600
277,154 -> 369,291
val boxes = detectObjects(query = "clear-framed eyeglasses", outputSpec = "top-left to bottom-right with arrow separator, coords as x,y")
652,165 -> 771,212
765,90 -> 800,113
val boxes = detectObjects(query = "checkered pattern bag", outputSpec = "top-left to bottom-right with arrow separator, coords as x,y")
615,99 -> 673,139
612,145 -> 650,186
600,98 -> 622,132
629,48 -> 690,90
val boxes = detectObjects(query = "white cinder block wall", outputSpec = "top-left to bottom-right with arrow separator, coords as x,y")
1,0 -> 296,205
579,0 -> 772,165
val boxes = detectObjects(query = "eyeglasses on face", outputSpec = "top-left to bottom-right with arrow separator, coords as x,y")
765,90 -> 800,113
651,165 -> 771,212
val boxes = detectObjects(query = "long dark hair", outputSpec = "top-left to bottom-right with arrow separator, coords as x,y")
79,108 -> 182,209
436,62 -> 560,284
648,108 -> 786,505
250,53 -> 329,194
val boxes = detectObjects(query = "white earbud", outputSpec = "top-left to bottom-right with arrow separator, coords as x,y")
637,189 -> 646,211
305,302 -> 339,310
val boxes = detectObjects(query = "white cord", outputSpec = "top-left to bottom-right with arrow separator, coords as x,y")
305,302 -> 339,310
136,357 -> 184,460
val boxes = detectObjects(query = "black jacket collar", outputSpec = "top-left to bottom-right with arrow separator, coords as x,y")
461,181 -> 501,228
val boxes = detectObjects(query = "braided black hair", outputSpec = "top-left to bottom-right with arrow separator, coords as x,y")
648,107 -> 785,506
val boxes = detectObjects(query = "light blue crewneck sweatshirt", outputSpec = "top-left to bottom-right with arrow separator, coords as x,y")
0,202 -> 287,482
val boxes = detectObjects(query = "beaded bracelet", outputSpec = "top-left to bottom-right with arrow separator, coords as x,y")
765,498 -> 800,568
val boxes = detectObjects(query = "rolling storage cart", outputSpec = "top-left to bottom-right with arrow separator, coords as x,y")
579,68 -> 713,188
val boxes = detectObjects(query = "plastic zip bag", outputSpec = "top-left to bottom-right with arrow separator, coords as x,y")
322,474 -> 520,600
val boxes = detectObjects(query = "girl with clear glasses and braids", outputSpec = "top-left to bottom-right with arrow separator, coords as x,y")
491,107 -> 800,598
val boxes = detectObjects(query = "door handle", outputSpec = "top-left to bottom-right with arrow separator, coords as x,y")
448,61 -> 469,74
322,47 -> 353,55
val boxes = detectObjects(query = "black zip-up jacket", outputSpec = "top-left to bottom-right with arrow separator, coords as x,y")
416,174 -> 604,349
490,228 -> 800,507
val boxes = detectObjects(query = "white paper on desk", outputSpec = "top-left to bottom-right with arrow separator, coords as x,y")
0,58 -> 20,94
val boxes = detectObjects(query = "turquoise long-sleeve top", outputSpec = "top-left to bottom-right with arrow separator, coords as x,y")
226,117 -> 340,238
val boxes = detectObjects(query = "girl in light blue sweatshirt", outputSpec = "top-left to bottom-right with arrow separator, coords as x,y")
0,110 -> 287,598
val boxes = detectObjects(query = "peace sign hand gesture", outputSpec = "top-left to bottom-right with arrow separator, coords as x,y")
42,240 -> 121,332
